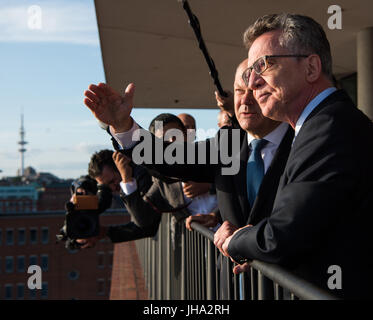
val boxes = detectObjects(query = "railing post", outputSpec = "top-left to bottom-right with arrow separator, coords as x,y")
251,268 -> 258,300
275,283 -> 284,300
157,222 -> 162,299
233,273 -> 240,300
181,225 -> 186,300
225,257 -> 232,299
151,237 -> 156,299
206,238 -> 216,300
214,248 -> 219,299
165,215 -> 171,299
242,270 -> 251,300
258,271 -> 274,300
196,232 -> 202,299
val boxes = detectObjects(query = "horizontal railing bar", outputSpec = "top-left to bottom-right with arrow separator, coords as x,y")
189,221 -> 339,300
190,221 -> 214,241
249,260 -> 338,300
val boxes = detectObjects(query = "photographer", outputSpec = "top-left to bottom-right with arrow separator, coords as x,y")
75,149 -> 159,249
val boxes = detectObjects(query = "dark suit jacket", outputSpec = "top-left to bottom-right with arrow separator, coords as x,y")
121,177 -> 190,224
228,90 -> 373,299
119,124 -> 294,229
106,164 -> 160,243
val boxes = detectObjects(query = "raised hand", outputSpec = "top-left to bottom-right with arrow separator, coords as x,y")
84,82 -> 135,133
112,151 -> 133,183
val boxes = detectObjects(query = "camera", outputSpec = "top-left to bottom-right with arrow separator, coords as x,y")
56,176 -> 112,249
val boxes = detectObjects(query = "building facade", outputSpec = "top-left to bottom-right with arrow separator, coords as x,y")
0,211 -> 129,300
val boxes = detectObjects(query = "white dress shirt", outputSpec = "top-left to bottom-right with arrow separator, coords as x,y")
119,179 -> 217,216
247,122 -> 289,174
294,87 -> 337,141
109,119 -> 141,150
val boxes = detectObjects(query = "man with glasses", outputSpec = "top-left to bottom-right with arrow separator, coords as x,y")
221,13 -> 373,299
83,58 -> 295,298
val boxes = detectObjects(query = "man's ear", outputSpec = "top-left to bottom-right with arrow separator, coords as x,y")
305,54 -> 322,83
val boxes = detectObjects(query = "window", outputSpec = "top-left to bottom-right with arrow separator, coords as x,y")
4,284 -> 12,300
29,255 -> 38,266
18,229 -> 26,245
41,227 -> 49,244
5,256 -> 13,273
68,270 -> 80,281
108,251 -> 113,268
97,279 -> 105,295
17,256 -> 25,273
30,228 -> 37,244
29,287 -> 37,300
17,283 -> 25,300
41,255 -> 48,272
6,229 -> 14,245
97,252 -> 105,269
107,278 -> 111,292
41,282 -> 48,299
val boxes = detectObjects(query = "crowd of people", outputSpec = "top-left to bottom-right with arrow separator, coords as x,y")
77,13 -> 372,299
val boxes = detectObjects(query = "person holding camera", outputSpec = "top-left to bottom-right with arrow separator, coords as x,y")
75,149 -> 157,249
76,118 -> 219,249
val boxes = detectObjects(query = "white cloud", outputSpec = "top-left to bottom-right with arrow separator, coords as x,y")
73,141 -> 110,154
0,1 -> 100,45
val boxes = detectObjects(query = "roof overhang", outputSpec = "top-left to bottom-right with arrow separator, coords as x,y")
94,0 -> 372,108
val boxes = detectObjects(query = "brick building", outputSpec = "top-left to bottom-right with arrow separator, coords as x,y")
0,210 -> 129,300
36,183 -> 72,212
0,184 -> 40,213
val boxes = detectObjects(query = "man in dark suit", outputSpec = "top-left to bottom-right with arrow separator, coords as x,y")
220,13 -> 373,299
82,58 -> 294,254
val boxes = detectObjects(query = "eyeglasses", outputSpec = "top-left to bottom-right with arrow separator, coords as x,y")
242,55 -> 309,86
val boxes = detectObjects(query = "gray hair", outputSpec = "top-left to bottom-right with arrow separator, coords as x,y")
243,13 -> 333,79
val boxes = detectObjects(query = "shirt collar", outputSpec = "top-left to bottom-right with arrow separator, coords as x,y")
294,87 -> 337,138
247,122 -> 289,148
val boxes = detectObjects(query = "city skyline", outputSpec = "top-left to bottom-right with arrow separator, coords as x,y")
0,0 -> 219,180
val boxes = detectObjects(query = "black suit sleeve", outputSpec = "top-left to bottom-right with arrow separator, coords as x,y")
116,127 -> 242,184
106,181 -> 166,243
106,222 -> 159,243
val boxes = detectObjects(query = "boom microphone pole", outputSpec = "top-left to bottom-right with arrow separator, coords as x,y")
179,0 -> 228,97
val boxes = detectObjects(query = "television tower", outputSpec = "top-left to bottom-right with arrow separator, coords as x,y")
18,113 -> 28,177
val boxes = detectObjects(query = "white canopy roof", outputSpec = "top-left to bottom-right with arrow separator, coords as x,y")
94,0 -> 371,108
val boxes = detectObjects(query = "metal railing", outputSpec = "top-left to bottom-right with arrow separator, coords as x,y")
135,214 -> 338,300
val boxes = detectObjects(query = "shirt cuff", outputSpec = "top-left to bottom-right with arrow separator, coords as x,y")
120,180 -> 138,195
109,119 -> 141,149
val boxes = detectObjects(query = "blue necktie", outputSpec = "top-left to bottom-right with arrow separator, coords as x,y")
246,139 -> 267,207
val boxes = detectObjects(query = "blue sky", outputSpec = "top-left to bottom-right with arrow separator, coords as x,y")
0,0 -> 220,179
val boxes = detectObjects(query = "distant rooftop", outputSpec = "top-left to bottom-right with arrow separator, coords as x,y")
1,166 -> 74,187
